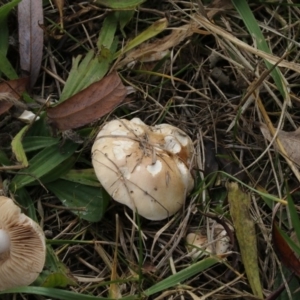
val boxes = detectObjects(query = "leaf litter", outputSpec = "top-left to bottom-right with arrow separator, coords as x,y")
47,71 -> 127,130
2,0 -> 300,299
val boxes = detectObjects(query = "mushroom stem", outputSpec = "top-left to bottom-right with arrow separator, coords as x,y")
0,229 -> 10,253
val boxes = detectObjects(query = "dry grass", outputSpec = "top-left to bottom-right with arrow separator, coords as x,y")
2,0 -> 300,299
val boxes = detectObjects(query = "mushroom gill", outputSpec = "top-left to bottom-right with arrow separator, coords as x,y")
0,196 -> 46,291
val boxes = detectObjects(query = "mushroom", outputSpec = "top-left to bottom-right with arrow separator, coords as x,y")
186,221 -> 232,259
0,196 -> 46,291
92,118 -> 194,220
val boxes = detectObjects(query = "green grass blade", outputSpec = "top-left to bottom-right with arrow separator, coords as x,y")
97,12 -> 118,50
59,50 -> 110,101
60,12 -> 119,102
0,149 -> 10,165
11,125 -> 29,167
93,0 -> 145,9
0,0 -> 21,18
0,51 -> 18,79
35,156 -> 77,185
114,18 -> 168,59
22,136 -> 60,152
0,0 -> 20,77
0,0 -> 21,57
144,257 -> 219,296
0,286 -> 138,300
232,0 -> 288,101
46,179 -> 110,222
14,188 -> 38,221
60,168 -> 101,187
59,51 -> 92,101
10,140 -> 79,190
116,11 -> 135,36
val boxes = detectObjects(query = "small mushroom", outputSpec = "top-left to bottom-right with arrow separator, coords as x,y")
0,196 -> 46,291
186,221 -> 232,259
92,118 -> 194,220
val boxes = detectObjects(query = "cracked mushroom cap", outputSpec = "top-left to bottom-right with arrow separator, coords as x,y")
92,118 -> 194,220
0,196 -> 46,291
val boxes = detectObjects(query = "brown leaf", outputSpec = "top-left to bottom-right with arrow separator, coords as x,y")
116,1 -> 232,70
0,78 -> 29,116
260,123 -> 300,165
18,0 -> 44,88
47,72 -> 127,131
117,21 -> 201,68
272,221 -> 300,276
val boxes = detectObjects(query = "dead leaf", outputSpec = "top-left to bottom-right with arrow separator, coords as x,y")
272,221 -> 300,276
47,72 -> 127,131
116,0 -> 231,69
260,123 -> 300,165
227,182 -> 263,299
0,78 -> 29,116
18,0 -> 44,88
117,20 -> 209,69
116,0 -> 235,69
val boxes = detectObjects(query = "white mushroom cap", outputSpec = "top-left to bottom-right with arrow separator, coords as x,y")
92,118 -> 194,220
0,196 -> 46,291
186,222 -> 231,259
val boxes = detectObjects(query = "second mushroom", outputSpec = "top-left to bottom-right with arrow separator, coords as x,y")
0,196 -> 46,291
92,118 -> 194,220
